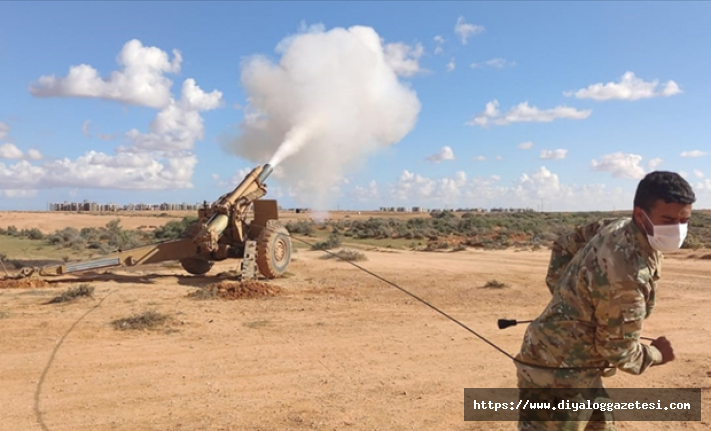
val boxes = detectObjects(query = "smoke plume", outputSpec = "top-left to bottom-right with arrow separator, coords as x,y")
222,24 -> 421,210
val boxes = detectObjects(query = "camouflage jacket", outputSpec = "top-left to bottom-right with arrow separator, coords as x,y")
545,217 -> 619,294
518,218 -> 664,381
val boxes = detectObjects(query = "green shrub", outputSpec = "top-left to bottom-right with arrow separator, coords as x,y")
312,233 -> 341,251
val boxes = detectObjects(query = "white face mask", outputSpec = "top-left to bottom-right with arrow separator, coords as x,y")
642,212 -> 688,253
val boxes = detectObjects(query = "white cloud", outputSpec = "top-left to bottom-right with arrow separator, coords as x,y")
473,155 -> 486,161
384,42 -> 425,77
0,152 -> 197,190
454,16 -> 484,45
123,78 -> 223,152
466,99 -> 591,127
27,149 -> 43,160
351,180 -> 379,202
382,166 -> 630,211
447,59 -> 455,72
496,155 -> 503,161
566,71 -> 682,101
470,58 -> 516,69
426,146 -> 455,163
680,150 -> 707,158
647,157 -> 662,170
0,189 -> 38,198
539,149 -> 568,160
7,39 -> 223,192
590,152 -> 646,179
389,169 -> 470,204
0,122 -> 8,140
0,143 -> 23,159
693,169 -> 705,179
82,120 -> 92,138
434,35 -> 445,55
518,141 -> 534,150
0,142 -> 43,161
97,133 -> 118,141
29,39 -> 182,109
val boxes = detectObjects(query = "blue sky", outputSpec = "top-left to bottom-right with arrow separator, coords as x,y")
1,1 -> 710,211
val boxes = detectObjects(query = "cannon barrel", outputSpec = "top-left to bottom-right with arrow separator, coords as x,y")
257,163 -> 273,184
195,164 -> 273,252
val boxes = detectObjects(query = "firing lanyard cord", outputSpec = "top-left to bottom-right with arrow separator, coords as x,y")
275,227 -> 614,372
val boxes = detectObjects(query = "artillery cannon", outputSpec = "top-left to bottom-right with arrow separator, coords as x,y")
12,164 -> 292,280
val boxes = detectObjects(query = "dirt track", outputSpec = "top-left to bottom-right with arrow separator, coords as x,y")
1,248 -> 710,431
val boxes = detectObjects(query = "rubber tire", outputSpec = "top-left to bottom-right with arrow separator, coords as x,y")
256,224 -> 291,279
180,257 -> 214,275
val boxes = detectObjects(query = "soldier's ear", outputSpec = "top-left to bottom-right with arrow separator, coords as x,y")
632,207 -> 647,231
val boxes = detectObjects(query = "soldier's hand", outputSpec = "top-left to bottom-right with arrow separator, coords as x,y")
651,336 -> 675,365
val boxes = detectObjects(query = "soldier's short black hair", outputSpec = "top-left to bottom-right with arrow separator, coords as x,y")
633,171 -> 696,212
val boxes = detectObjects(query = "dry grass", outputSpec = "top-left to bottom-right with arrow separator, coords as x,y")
112,310 -> 170,331
47,283 -> 95,304
321,248 -> 368,262
482,279 -> 509,289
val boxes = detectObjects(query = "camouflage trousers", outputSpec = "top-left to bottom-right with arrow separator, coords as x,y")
515,361 -> 617,431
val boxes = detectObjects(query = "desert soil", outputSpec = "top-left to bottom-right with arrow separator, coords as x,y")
0,211 -> 186,233
1,217 -> 710,430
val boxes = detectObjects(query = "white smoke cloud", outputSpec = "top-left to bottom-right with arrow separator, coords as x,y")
222,25 -> 421,211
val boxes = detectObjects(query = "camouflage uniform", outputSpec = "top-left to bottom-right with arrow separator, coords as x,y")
516,218 -> 664,431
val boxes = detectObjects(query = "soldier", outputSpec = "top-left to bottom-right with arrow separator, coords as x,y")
515,171 -> 696,431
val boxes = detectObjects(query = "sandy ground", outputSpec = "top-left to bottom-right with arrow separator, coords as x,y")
0,212 -> 185,233
1,243 -> 710,431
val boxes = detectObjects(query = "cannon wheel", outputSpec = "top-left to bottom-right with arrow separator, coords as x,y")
179,219 -> 213,275
256,224 -> 291,279
180,257 -> 214,275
